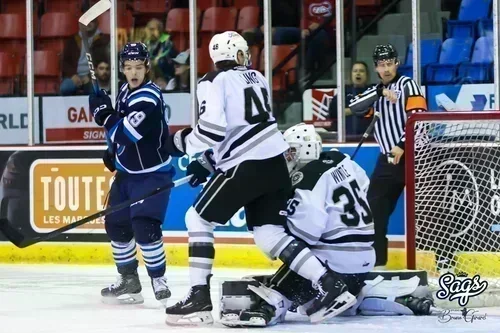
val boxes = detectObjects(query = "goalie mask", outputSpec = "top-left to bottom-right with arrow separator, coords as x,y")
209,31 -> 250,66
283,123 -> 322,174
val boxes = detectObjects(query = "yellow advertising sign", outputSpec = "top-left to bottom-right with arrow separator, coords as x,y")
30,159 -> 114,233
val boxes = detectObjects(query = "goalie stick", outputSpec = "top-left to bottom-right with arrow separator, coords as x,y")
350,111 -> 380,160
0,175 -> 192,249
78,0 -> 111,94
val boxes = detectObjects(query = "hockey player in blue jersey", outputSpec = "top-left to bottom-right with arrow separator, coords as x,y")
89,42 -> 174,306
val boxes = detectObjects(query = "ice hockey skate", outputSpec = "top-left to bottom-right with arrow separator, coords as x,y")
165,275 -> 213,326
151,276 -> 171,306
306,270 -> 357,323
101,272 -> 144,305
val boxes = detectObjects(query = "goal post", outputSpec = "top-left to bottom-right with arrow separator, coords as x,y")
405,112 -> 500,294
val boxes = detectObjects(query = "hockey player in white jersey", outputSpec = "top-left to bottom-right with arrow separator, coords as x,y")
164,32 -> 356,325
219,123 -> 434,327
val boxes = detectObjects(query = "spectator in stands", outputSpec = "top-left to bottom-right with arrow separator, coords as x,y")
60,18 -> 110,96
328,61 -> 374,137
144,18 -> 178,85
94,58 -> 111,94
242,0 -> 332,74
165,50 -> 190,92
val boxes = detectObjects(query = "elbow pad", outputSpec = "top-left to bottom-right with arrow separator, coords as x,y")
349,84 -> 383,116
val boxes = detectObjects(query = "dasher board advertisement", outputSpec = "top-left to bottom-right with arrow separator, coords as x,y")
427,84 -> 494,111
29,159 -> 113,233
0,97 -> 40,144
41,93 -> 191,144
0,144 -> 405,243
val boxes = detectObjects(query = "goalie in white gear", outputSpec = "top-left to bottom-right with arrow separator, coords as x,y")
220,123 -> 435,327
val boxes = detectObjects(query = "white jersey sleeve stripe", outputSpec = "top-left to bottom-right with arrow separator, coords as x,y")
197,122 -> 225,137
199,118 -> 226,132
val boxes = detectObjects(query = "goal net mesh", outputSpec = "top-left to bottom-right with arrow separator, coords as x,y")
408,116 -> 500,293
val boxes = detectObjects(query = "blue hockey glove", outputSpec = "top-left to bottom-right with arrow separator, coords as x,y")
89,89 -> 115,126
165,127 -> 193,157
186,151 -> 215,187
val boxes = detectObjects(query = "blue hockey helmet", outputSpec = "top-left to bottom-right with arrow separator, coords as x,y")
119,42 -> 150,69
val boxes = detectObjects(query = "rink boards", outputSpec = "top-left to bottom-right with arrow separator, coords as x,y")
0,144 -> 423,269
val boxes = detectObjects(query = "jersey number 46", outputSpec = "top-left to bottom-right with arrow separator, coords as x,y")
244,87 -> 271,124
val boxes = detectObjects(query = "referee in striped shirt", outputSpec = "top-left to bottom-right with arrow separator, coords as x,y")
349,44 -> 427,268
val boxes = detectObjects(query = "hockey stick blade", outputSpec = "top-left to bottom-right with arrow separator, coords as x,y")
0,175 -> 192,249
79,0 -> 111,26
350,111 -> 380,160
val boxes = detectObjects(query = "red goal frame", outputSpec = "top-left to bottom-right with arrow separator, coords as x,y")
405,111 -> 500,270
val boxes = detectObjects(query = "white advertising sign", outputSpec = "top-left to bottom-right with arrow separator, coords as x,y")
41,93 -> 192,144
0,97 -> 40,144
302,85 -> 427,127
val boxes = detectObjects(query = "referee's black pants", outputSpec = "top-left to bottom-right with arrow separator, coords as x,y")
367,153 -> 405,266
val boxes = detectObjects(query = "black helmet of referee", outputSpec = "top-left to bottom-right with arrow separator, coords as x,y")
373,44 -> 398,65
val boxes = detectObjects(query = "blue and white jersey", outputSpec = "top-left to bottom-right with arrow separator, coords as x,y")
103,81 -> 173,174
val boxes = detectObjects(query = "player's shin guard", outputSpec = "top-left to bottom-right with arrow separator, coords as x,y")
185,207 -> 215,287
138,240 -> 170,304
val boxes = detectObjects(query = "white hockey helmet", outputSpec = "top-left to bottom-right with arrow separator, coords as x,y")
209,31 -> 250,66
283,123 -> 322,173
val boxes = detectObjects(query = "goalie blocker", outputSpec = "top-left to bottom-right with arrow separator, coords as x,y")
220,269 -> 434,327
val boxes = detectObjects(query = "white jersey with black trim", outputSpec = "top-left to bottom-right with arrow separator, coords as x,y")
286,151 -> 376,274
183,66 -> 289,171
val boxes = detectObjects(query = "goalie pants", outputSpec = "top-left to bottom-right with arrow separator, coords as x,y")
367,153 -> 405,266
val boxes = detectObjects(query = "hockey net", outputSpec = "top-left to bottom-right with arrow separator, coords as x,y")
406,112 -> 500,307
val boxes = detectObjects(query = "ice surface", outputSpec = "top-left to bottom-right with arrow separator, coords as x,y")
1,264 -> 500,333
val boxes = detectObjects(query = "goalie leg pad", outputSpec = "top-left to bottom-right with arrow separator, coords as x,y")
356,270 -> 434,316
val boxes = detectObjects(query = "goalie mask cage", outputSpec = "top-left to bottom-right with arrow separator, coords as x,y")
406,112 -> 500,298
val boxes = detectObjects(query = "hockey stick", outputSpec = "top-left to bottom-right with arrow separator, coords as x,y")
350,111 -> 380,160
78,0 -> 111,94
0,175 -> 192,249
